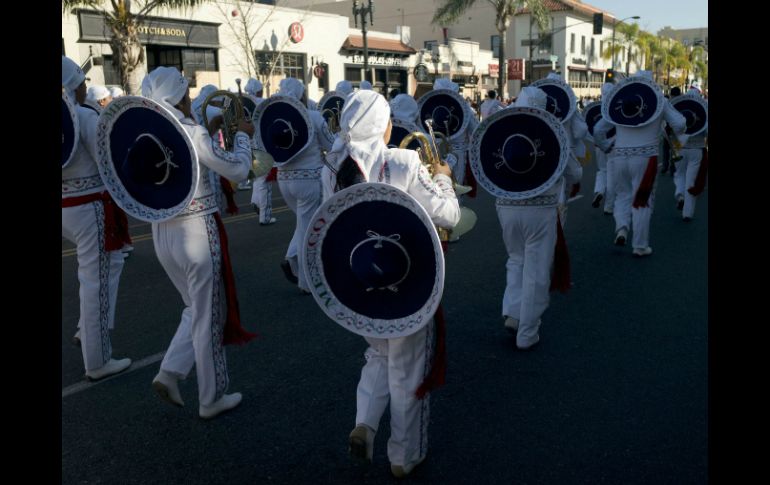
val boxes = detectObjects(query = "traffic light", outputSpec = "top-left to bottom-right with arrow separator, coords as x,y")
604,69 -> 615,83
593,13 -> 603,35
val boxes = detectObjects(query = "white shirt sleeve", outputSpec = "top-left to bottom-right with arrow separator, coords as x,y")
405,157 -> 461,229
593,118 -> 615,153
189,124 -> 251,183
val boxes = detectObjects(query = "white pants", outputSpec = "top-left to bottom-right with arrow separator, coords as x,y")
62,202 -> 125,371
610,155 -> 656,250
250,174 -> 273,224
593,150 -> 616,212
152,214 -> 229,406
277,177 -> 321,291
497,205 -> 557,348
355,323 -> 433,468
674,149 -> 703,219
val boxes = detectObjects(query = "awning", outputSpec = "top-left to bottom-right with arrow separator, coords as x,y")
342,35 -> 416,55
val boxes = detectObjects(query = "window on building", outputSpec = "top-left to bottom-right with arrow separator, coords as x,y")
581,36 -> 586,55
345,66 -> 362,82
590,38 -> 595,57
538,34 -> 551,54
255,51 -> 306,80
491,35 -> 500,58
425,40 -> 438,51
600,40 -> 604,56
570,33 -> 575,54
146,46 -> 218,88
62,38 -> 65,56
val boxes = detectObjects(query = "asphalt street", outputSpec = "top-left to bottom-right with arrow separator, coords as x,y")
61,162 -> 707,484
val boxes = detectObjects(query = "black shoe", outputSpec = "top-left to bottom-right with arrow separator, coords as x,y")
280,260 -> 298,284
591,193 -> 604,208
683,217 -> 692,222
676,196 -> 684,211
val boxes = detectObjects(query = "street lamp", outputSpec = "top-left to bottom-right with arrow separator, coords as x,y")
352,0 -> 375,84
611,15 -> 640,71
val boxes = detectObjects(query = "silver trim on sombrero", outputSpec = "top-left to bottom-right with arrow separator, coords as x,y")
95,95 -> 200,223
303,182 -> 444,339
531,77 -> 577,123
62,92 -> 79,169
469,106 -> 570,200
601,75 -> 664,128
417,89 -> 470,143
252,94 -> 314,167
671,93 -> 708,136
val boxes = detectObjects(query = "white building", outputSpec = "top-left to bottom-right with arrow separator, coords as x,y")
61,0 -> 419,100
289,0 -> 645,98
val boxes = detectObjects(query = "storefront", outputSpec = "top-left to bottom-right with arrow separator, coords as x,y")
340,35 -> 414,96
76,10 -> 220,88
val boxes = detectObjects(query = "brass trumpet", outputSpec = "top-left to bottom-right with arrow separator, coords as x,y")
424,119 -> 473,196
664,130 -> 684,162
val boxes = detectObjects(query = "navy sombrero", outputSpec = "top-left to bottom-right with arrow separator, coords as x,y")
671,93 -> 707,136
417,89 -> 469,142
469,106 -> 570,200
318,90 -> 346,124
602,75 -> 663,127
583,100 -> 615,139
62,92 -> 79,169
302,182 -> 444,338
531,77 -> 577,123
253,95 -> 313,166
96,96 -> 199,222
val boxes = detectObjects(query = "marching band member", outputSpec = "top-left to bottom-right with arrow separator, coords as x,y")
594,71 -> 687,257
141,67 -> 256,419
587,82 -> 617,215
61,56 -> 132,380
431,78 -> 478,198
245,78 -> 277,225
671,89 -> 708,221
321,90 -> 460,478
272,77 -> 333,292
85,85 -> 112,113
336,80 -> 354,98
481,87 -> 573,350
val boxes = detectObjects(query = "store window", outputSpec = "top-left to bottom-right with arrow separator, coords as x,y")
570,33 -> 575,54
491,35 -> 500,58
147,46 -> 217,87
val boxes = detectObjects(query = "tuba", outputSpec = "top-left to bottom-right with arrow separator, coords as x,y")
202,79 -> 273,179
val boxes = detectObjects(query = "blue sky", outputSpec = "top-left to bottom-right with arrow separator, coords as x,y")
582,0 -> 708,34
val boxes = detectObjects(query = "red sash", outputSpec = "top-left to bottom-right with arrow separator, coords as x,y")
61,192 -> 132,251
632,156 -> 658,208
213,212 -> 257,345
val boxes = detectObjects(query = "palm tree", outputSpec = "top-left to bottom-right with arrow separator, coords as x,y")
432,0 -> 549,98
601,20 -> 640,74
62,1 -> 210,94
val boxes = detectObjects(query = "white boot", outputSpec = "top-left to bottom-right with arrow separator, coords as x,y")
199,393 -> 242,419
152,370 -> 184,407
85,358 -> 132,381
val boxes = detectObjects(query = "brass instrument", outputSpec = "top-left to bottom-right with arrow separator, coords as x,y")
664,129 -> 684,162
202,80 -> 273,179
321,101 -> 342,134
398,128 -> 477,242
424,118 -> 473,196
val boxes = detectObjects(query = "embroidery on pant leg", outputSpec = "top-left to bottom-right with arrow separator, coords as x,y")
205,214 -> 229,400
418,322 -> 434,458
94,201 -> 112,363
264,183 -> 272,222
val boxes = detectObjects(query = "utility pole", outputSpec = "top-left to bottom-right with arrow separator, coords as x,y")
352,0 -> 375,84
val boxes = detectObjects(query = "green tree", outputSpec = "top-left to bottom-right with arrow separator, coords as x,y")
602,20 -> 641,75
432,0 -> 549,98
62,1 -> 211,94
